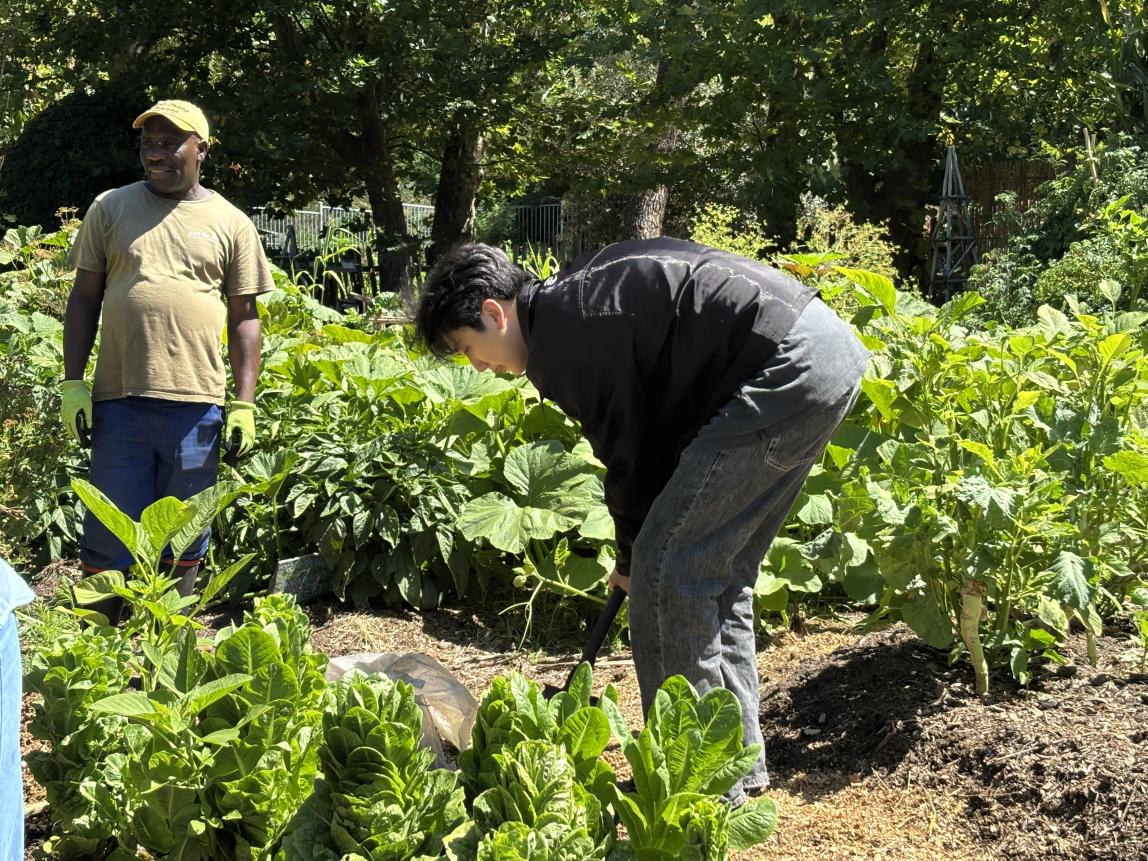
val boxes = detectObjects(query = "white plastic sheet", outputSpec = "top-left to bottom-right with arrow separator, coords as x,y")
325,652 -> 478,764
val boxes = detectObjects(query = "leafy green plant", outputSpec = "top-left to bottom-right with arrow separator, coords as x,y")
510,242 -> 560,280
0,216 -> 84,565
279,671 -> 468,860
67,477 -> 252,635
212,297 -> 615,616
600,676 -> 778,860
757,284 -> 1148,693
447,740 -> 615,861
789,193 -> 898,280
26,483 -> 325,859
24,629 -> 134,858
458,665 -> 616,807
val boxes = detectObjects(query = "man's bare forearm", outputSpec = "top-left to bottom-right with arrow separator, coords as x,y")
63,269 -> 106,379
227,296 -> 261,402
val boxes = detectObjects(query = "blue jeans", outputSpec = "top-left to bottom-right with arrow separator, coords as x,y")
80,398 -> 222,572
628,376 -> 863,803
0,613 -> 23,860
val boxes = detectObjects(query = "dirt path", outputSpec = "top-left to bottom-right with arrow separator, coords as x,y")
22,597 -> 1148,860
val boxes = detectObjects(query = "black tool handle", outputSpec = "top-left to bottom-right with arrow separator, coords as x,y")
557,586 -> 627,693
581,585 -> 626,665
77,414 -> 91,449
222,428 -> 242,466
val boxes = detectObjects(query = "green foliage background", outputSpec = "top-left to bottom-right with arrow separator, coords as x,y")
969,141 -> 1148,325
3,210 -> 1146,689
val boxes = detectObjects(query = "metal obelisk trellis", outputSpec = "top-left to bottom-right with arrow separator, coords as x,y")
928,145 -> 979,303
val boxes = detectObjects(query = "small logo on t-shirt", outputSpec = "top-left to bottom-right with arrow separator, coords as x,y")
188,230 -> 221,246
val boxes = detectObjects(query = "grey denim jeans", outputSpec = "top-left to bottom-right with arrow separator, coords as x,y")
627,302 -> 865,803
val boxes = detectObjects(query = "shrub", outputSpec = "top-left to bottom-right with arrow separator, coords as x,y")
688,203 -> 773,260
968,140 -> 1148,323
1032,235 -> 1128,311
0,77 -> 145,227
788,193 -> 898,280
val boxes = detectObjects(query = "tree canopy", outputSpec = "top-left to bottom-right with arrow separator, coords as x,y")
1,0 -> 1143,286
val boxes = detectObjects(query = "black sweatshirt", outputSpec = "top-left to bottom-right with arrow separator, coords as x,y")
517,237 -> 816,576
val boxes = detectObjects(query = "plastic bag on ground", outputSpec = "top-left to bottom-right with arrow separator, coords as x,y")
325,652 -> 478,765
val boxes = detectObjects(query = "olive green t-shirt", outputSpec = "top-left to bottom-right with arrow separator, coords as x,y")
66,181 -> 276,405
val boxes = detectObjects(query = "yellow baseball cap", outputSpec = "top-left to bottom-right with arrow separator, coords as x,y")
132,100 -> 210,140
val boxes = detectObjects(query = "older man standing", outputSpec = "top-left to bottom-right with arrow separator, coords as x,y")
61,100 -> 275,620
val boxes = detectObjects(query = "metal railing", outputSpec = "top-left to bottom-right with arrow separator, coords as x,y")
250,203 -> 434,256
249,200 -> 590,263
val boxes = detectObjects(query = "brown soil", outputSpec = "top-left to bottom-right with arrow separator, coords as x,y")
21,600 -> 1148,860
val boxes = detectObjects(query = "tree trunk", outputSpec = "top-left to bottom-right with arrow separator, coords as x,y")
428,118 -> 485,267
365,178 -> 411,294
622,58 -> 678,241
357,82 -> 411,294
622,181 -> 671,241
840,28 -> 943,284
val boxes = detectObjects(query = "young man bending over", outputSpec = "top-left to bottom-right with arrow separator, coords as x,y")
415,237 -> 869,804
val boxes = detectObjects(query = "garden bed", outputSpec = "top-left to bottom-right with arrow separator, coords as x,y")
25,592 -> 1144,860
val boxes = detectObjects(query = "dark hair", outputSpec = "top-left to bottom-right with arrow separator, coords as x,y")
415,243 -> 533,357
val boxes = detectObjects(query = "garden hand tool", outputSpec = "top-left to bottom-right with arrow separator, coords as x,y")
61,379 -> 92,447
543,585 -> 627,700
223,400 -> 256,464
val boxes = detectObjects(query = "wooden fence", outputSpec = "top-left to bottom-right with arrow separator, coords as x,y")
962,160 -> 1059,252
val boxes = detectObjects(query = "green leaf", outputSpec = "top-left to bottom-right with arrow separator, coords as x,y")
503,440 -> 598,514
140,497 -> 196,557
579,503 -> 615,541
1047,551 -> 1090,610
167,482 -> 241,562
1097,332 -> 1132,365
860,377 -> 898,420
457,492 -> 575,554
1035,597 -> 1069,634
183,673 -> 254,714
901,591 -> 954,648
957,439 -> 996,470
200,728 -> 241,745
1036,305 -> 1073,339
728,795 -> 778,850
72,570 -> 126,605
89,692 -> 162,719
841,558 -> 883,603
1103,450 -> 1148,486
833,267 -> 896,315
558,707 -> 611,760
956,475 -> 1016,528
71,478 -> 152,565
199,553 -> 255,606
1098,278 -> 1122,305
794,493 -> 833,526
214,627 -> 281,674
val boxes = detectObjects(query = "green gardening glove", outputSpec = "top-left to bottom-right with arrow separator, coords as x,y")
224,400 -> 256,460
61,379 -> 93,446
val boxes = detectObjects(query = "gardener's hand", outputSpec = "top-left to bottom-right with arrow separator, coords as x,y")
61,379 -> 93,446
224,400 -> 256,459
608,569 -> 630,594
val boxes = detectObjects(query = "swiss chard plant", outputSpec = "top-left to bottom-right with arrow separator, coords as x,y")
458,664 -> 616,807
600,677 -> 778,860
446,739 -> 616,861
278,671 -> 468,861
